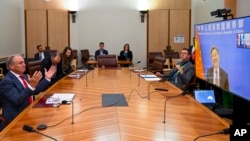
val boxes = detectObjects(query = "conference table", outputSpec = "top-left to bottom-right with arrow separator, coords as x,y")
86,60 -> 132,67
0,68 -> 230,141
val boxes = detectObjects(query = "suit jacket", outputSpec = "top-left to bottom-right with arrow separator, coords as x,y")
206,67 -> 229,90
40,56 -> 63,85
34,51 -> 50,60
0,72 -> 50,129
162,61 -> 195,89
95,49 -> 108,60
119,50 -> 133,61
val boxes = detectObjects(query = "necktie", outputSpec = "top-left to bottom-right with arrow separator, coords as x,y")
215,71 -> 219,86
39,53 -> 42,60
19,75 -> 33,104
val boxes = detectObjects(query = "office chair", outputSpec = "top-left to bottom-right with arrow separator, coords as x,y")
97,55 -> 117,67
148,52 -> 163,68
27,60 -> 42,76
151,57 -> 166,74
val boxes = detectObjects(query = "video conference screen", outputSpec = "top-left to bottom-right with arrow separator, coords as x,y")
195,16 -> 250,101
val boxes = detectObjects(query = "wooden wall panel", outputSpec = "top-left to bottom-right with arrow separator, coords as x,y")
149,0 -> 191,10
25,10 -> 47,58
224,0 -> 236,18
169,10 -> 190,52
148,10 -> 169,53
47,10 -> 69,53
25,0 -> 69,10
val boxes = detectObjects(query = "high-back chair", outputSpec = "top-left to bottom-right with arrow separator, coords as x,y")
27,60 -> 42,76
47,49 -> 57,56
81,49 -> 95,64
151,57 -> 166,74
148,52 -> 163,68
97,55 -> 117,67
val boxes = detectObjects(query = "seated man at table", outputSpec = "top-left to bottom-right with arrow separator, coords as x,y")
95,42 -> 108,60
34,45 -> 50,60
155,48 -> 195,89
0,54 -> 56,130
40,51 -> 63,85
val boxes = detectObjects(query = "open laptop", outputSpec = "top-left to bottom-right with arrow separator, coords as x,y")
194,90 -> 216,109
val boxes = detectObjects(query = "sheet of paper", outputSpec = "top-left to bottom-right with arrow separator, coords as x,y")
46,93 -> 75,104
144,77 -> 161,81
140,74 -> 157,78
133,69 -> 144,72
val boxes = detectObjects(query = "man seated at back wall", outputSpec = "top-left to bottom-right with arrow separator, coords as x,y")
34,45 -> 50,61
95,42 -> 108,60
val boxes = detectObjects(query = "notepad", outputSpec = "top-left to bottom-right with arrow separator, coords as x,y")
46,93 -> 75,104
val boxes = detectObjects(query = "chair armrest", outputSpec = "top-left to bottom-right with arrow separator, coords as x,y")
182,82 -> 197,91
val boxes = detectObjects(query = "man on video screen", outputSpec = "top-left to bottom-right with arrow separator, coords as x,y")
206,46 -> 229,90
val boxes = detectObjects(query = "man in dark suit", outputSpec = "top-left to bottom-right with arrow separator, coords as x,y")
0,54 -> 56,130
34,45 -> 50,60
95,42 -> 108,60
156,48 -> 195,89
40,51 -> 63,85
206,47 -> 229,90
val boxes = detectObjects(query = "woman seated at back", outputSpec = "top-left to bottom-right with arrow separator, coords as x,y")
119,43 -> 133,61
62,46 -> 74,75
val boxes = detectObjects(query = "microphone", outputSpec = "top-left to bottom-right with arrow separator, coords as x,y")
61,100 -> 74,124
23,124 -> 57,141
163,91 -> 189,123
135,61 -> 141,64
155,88 -> 168,91
23,124 -> 35,132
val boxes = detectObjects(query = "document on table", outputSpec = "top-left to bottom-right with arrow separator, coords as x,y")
46,93 -> 75,104
133,69 -> 145,72
140,74 -> 157,78
144,77 -> 161,81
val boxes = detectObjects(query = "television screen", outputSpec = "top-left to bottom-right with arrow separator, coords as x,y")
195,16 -> 250,101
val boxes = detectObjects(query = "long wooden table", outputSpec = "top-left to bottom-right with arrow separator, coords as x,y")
0,68 -> 229,141
86,60 -> 132,66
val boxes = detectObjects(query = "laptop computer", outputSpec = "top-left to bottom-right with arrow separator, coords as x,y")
194,90 -> 216,109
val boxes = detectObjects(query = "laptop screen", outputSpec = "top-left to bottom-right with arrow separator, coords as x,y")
194,90 -> 216,104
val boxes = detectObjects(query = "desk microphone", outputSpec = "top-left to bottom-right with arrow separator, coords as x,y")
61,100 -> 74,124
155,88 -> 168,91
23,124 -> 57,141
135,61 -> 141,65
163,91 -> 189,123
